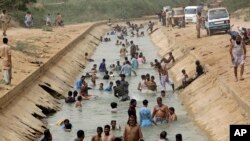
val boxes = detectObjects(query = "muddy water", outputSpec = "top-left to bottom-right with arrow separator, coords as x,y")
46,28 -> 208,141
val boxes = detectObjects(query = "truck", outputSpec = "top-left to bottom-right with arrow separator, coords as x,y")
184,6 -> 198,23
171,7 -> 185,28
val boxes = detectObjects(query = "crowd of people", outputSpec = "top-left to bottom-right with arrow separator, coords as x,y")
0,4 -> 248,141
39,20 -> 195,141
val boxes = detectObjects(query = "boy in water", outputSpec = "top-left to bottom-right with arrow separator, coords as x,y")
91,127 -> 103,141
75,96 -> 82,108
99,83 -> 104,90
168,107 -> 177,122
105,81 -> 113,92
111,120 -> 121,130
63,119 -> 72,132
103,71 -> 110,80
161,90 -> 166,98
110,102 -> 118,113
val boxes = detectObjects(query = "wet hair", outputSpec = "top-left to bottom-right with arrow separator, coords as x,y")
77,130 -> 85,138
182,69 -> 186,74
77,96 -> 82,101
104,125 -> 111,129
97,127 -> 103,132
143,99 -> 148,106
65,122 -> 72,129
157,97 -> 162,102
176,134 -> 183,141
111,120 -> 116,124
110,102 -> 117,109
120,74 -> 126,78
115,80 -> 121,85
43,129 -> 51,139
146,73 -> 150,79
114,137 -> 122,141
169,107 -> 175,112
3,38 -> 8,44
151,75 -> 155,80
160,131 -> 167,139
68,91 -> 72,96
73,90 -> 78,97
141,75 -> 146,79
130,99 -> 137,105
195,60 -> 200,66
64,119 -> 69,124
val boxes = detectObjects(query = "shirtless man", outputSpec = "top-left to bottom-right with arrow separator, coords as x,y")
123,115 -> 143,141
152,97 -> 169,124
111,120 -> 121,130
161,52 -> 175,64
92,127 -> 103,141
158,65 -> 174,91
102,125 -> 115,141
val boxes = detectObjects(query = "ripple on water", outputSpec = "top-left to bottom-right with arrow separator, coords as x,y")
47,28 -> 208,141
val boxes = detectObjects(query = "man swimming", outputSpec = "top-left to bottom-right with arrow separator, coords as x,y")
152,97 -> 169,124
91,127 -> 103,141
102,125 -> 115,141
123,115 -> 143,141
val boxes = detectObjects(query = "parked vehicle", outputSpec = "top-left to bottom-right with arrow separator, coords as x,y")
171,7 -> 185,28
205,7 -> 230,36
163,6 -> 171,12
184,6 -> 198,23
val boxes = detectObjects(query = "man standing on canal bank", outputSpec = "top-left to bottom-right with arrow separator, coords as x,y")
230,35 -> 247,81
0,10 -> 11,36
196,12 -> 203,38
0,37 -> 12,85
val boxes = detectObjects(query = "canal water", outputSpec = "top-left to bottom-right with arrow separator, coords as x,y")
46,26 -> 208,141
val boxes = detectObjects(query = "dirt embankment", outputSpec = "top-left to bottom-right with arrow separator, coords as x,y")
151,19 -> 250,141
0,23 -> 110,140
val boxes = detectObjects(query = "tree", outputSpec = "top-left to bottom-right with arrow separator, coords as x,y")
0,0 -> 37,11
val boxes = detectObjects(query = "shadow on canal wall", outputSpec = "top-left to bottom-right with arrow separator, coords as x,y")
150,26 -> 250,141
0,23 -> 107,141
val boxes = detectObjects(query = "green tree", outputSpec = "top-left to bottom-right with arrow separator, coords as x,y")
0,0 -> 36,11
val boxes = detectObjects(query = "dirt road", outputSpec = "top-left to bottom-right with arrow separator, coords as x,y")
151,18 -> 250,141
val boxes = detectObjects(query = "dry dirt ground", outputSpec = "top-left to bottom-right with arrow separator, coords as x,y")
0,23 -> 93,96
151,17 -> 250,141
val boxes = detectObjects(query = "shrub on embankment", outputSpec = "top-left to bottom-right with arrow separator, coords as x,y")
10,0 -> 206,27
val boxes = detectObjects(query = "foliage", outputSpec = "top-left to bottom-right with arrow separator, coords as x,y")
0,0 -> 37,11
